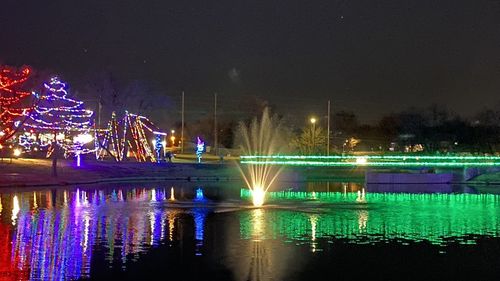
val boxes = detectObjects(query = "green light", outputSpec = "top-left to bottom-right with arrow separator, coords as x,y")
241,155 -> 500,160
240,160 -> 500,167
240,154 -> 500,167
239,190 -> 500,245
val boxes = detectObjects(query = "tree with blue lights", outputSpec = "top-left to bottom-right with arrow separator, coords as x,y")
25,77 -> 94,174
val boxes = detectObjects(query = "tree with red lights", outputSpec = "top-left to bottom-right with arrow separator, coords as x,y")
0,65 -> 33,145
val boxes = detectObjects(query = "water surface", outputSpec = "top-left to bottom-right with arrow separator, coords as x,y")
0,181 -> 499,280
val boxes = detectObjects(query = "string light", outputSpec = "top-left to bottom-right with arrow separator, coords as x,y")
0,65 -> 34,144
241,159 -> 500,167
241,155 -> 500,160
25,77 -> 93,132
22,77 -> 95,160
240,154 -> 500,167
196,137 -> 205,163
97,111 -> 166,162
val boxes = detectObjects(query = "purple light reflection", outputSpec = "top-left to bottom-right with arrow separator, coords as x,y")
0,186 -> 202,280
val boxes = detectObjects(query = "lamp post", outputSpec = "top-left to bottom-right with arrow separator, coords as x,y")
310,117 -> 316,154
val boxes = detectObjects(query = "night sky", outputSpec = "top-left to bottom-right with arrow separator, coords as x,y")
1,0 -> 499,123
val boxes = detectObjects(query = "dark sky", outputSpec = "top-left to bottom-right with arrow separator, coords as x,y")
1,0 -> 499,124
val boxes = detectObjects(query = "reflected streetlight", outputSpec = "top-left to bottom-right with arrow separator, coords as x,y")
170,130 -> 176,148
170,136 -> 176,147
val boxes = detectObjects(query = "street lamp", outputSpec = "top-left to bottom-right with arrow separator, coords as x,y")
310,117 -> 317,154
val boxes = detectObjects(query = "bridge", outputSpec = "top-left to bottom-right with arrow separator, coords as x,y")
240,155 -> 500,183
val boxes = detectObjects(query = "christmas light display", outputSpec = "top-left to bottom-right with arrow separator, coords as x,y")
154,133 -> 162,163
196,136 -> 205,163
96,111 -> 166,162
23,77 -> 94,160
0,65 -> 33,145
195,188 -> 205,201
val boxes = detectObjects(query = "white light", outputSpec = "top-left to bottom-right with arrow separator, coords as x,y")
152,139 -> 157,146
12,195 -> 20,225
171,130 -> 175,134
74,133 -> 93,144
161,141 -> 167,147
56,133 -> 65,140
13,148 -> 22,157
355,157 -> 367,165
252,186 -> 265,207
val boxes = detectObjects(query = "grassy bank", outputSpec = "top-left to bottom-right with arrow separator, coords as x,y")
468,172 -> 500,185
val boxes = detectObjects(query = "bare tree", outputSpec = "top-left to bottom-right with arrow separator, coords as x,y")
290,124 -> 327,155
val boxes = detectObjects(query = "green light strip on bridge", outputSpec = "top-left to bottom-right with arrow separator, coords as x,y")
241,155 -> 500,160
240,160 -> 500,167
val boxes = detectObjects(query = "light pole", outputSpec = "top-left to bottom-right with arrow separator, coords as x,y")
310,117 -> 316,154
181,91 -> 185,154
213,93 -> 217,155
83,99 -> 102,129
327,100 -> 331,156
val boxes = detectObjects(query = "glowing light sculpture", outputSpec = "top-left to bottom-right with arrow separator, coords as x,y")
154,133 -> 162,163
196,137 -> 205,163
195,188 -> 205,201
96,111 -> 166,162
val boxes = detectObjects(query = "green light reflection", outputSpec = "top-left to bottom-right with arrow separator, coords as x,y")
240,190 -> 500,246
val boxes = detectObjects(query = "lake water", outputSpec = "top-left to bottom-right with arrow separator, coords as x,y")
0,181 -> 499,280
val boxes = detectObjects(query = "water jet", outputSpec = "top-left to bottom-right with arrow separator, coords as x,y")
237,108 -> 288,207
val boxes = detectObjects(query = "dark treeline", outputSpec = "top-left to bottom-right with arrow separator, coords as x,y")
331,105 -> 500,153
185,103 -> 500,154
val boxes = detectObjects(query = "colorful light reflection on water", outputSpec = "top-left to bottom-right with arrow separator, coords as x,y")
0,187 -> 207,280
0,183 -> 499,280
240,189 -> 500,246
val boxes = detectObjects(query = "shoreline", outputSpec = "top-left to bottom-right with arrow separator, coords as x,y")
0,158 -> 242,188
1,158 -> 500,189
0,175 -> 241,189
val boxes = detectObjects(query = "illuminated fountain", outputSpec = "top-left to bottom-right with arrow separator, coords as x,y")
237,108 -> 288,207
